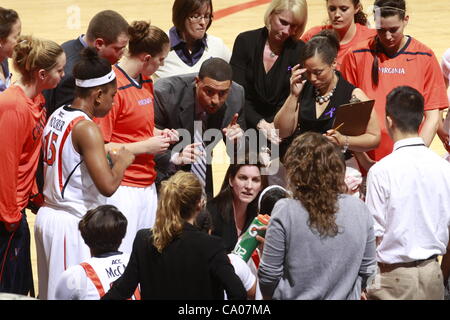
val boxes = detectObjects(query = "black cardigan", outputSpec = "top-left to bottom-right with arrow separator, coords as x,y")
102,223 -> 246,300
230,27 -> 305,129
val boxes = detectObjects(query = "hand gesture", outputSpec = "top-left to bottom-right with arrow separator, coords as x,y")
171,142 -> 204,165
255,225 -> 267,252
145,135 -> 171,155
222,113 -> 243,142
258,120 -> 281,144
290,64 -> 307,98
324,129 -> 345,146
160,128 -> 179,144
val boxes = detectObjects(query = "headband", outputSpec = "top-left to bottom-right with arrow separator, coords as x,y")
258,185 -> 288,212
373,5 -> 406,13
75,70 -> 116,88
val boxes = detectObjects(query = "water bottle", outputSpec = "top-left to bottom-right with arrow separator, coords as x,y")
232,214 -> 270,262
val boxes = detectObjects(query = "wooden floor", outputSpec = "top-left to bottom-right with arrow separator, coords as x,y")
2,0 -> 449,297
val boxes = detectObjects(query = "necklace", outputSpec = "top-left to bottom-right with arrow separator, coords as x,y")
266,40 -> 280,58
315,87 -> 336,104
315,75 -> 338,104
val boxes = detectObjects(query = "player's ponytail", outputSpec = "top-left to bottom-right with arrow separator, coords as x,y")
13,35 -> 63,84
153,171 -> 203,253
352,0 -> 368,25
73,47 -> 115,98
73,47 -> 112,81
128,20 -> 169,57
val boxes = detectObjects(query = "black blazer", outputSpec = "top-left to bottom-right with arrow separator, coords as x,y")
153,73 -> 246,198
102,223 -> 247,300
230,27 -> 305,129
207,200 -> 257,253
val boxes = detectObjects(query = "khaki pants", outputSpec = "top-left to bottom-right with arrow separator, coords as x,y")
367,258 -> 444,300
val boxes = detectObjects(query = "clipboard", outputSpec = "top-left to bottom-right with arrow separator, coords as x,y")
332,100 -> 375,136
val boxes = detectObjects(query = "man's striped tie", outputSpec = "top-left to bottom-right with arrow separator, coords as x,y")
191,120 -> 207,187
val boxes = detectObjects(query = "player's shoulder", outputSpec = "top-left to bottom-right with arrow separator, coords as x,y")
350,36 -> 376,54
405,37 -> 435,57
301,25 -> 329,41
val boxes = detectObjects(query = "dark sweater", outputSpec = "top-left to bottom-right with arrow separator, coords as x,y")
102,223 -> 246,300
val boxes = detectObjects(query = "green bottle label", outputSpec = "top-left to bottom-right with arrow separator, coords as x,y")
232,217 -> 266,262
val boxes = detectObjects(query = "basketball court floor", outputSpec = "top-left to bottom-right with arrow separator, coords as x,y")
1,0 -> 449,296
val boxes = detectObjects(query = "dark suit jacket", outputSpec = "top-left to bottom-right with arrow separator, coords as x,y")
230,27 -> 305,129
153,73 -> 246,198
102,223 -> 247,300
43,37 -> 85,118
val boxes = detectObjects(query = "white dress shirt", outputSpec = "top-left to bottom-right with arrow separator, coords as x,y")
366,137 -> 450,264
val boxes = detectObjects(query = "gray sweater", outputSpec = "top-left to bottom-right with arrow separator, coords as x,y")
258,195 -> 376,300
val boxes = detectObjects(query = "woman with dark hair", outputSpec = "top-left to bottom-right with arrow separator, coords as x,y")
0,7 -> 20,92
95,20 -> 179,254
274,30 -> 380,190
35,47 -> 135,300
301,0 -> 376,69
102,171 -> 246,300
258,132 -> 376,299
340,0 -> 447,166
0,34 -> 65,295
258,185 -> 289,215
155,0 -> 230,78
230,0 -> 307,145
207,154 -> 268,253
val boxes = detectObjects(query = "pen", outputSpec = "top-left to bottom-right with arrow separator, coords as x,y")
333,122 -> 344,132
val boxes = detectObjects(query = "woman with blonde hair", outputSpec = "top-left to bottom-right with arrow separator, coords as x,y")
0,35 -> 65,295
258,132 -> 376,299
102,171 -> 246,300
230,0 -> 307,146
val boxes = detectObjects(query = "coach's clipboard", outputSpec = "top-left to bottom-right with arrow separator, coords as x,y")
332,100 -> 375,136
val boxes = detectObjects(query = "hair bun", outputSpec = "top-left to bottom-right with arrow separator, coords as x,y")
80,46 -> 100,61
13,35 -> 41,72
129,20 -> 151,43
314,29 -> 340,52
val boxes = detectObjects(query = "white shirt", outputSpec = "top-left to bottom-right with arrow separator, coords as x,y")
366,137 -> 450,264
154,34 -> 231,79
54,252 -> 132,300
225,253 -> 261,300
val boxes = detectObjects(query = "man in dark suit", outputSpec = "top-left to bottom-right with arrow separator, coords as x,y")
154,58 -> 245,198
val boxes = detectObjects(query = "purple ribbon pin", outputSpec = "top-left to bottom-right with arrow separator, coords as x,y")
325,107 -> 336,118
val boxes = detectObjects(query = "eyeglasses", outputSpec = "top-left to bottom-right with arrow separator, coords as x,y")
188,14 -> 212,23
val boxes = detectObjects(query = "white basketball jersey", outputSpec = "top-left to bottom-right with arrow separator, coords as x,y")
42,106 -> 106,218
55,252 -> 140,300
79,253 -> 140,300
